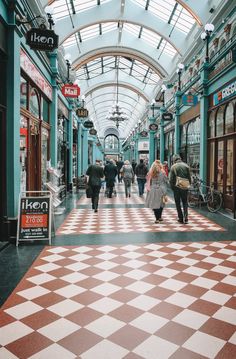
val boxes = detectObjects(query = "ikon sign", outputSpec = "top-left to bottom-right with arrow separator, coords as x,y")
26,28 -> 59,51
62,84 -> 80,98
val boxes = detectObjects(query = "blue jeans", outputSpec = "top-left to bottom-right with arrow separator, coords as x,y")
137,178 -> 146,195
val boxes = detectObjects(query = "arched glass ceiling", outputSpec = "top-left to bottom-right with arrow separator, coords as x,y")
131,0 -> 195,34
48,0 -> 111,20
76,56 -> 160,86
63,22 -> 177,58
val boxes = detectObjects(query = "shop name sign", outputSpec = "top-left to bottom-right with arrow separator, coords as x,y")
182,94 -> 198,107
26,28 -> 58,51
162,112 -> 173,121
149,123 -> 158,131
76,108 -> 89,117
89,128 -> 97,136
62,84 -> 80,98
213,80 -> 236,106
83,120 -> 94,129
140,130 -> 148,137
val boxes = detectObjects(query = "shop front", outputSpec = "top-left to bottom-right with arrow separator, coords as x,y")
180,117 -> 200,174
73,117 -> 78,184
164,122 -> 175,167
208,80 -> 236,211
57,98 -> 69,195
20,49 -> 52,192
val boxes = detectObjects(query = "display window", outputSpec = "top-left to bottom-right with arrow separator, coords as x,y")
20,73 -> 51,192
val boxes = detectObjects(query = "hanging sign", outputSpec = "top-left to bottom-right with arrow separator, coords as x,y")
140,130 -> 148,137
89,128 -> 97,136
76,108 -> 89,117
16,193 -> 52,246
26,27 -> 59,51
182,94 -> 198,106
83,120 -> 94,129
162,112 -> 173,121
149,123 -> 158,131
62,84 -> 80,98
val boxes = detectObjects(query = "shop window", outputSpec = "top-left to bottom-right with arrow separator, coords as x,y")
105,135 -> 119,150
41,127 -> 49,190
217,141 -> 224,192
209,142 -> 215,185
216,107 -> 224,137
225,102 -> 234,134
208,111 -> 215,137
181,124 -> 187,146
20,116 -> 28,192
20,77 -> 27,109
29,88 -> 40,118
41,97 -> 49,123
187,118 -> 200,144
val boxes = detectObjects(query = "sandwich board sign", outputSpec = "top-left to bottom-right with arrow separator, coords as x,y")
16,191 -> 52,246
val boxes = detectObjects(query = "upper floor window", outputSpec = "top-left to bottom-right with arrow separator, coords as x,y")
216,106 -> 224,137
208,111 -> 215,138
225,101 -> 235,134
29,88 -> 40,118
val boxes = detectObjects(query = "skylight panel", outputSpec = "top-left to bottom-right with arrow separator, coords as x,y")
141,28 -> 161,48
80,24 -> 99,41
102,22 -> 117,34
159,40 -> 177,56
123,23 -> 140,37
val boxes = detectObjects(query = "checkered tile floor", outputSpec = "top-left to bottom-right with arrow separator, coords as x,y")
78,192 -> 146,205
1,242 -> 236,358
56,208 -> 224,235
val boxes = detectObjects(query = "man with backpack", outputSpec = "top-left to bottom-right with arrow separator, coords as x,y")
135,159 -> 148,196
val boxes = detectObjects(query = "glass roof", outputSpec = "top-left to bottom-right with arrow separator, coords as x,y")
49,0 -> 111,20
76,56 -> 160,86
63,22 -> 177,57
131,0 -> 195,34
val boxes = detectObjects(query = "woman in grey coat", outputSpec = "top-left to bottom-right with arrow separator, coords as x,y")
120,160 -> 134,197
145,160 -> 168,223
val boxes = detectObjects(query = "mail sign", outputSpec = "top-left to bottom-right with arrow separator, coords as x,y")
213,80 -> 236,106
62,84 -> 80,98
26,28 -> 58,51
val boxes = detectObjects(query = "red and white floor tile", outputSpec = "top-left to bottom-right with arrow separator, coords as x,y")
1,242 -> 236,358
56,208 -> 225,235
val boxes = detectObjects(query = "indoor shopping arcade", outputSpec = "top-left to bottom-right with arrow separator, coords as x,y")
0,1 -> 236,358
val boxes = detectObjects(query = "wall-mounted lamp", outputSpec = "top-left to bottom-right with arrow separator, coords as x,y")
176,63 -> 184,91
64,53 -> 72,83
44,5 -> 55,30
200,23 -> 215,62
161,84 -> 167,106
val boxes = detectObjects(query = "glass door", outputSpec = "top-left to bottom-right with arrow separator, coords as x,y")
224,138 -> 235,210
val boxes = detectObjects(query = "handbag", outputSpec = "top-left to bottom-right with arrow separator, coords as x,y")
162,195 -> 168,204
85,185 -> 93,198
174,167 -> 190,190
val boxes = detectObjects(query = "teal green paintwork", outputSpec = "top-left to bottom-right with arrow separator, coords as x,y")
77,122 -> 82,176
49,52 -> 58,167
82,127 -> 88,174
174,92 -> 181,154
159,107 -> 165,163
68,106 -> 73,184
149,116 -> 156,167
7,27 -> 21,217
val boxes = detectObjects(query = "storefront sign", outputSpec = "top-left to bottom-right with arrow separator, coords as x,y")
182,94 -> 198,106
138,141 -> 149,151
213,80 -> 236,105
149,123 -> 158,131
62,84 -> 80,98
140,130 -> 148,137
17,194 -> 52,245
76,108 -> 89,117
162,113 -> 173,121
20,49 -> 52,100
83,120 -> 94,129
89,128 -> 97,135
26,27 -> 58,51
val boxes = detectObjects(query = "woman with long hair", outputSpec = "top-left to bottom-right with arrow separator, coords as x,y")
120,160 -> 134,198
145,160 -> 168,223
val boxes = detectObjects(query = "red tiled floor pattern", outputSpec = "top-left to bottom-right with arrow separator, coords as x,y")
56,208 -> 225,235
1,242 -> 236,359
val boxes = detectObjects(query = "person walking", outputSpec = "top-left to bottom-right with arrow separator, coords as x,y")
116,157 -> 124,183
120,160 -> 134,198
145,160 -> 168,223
104,159 -> 118,198
135,159 -> 148,196
169,154 -> 191,224
86,159 -> 104,213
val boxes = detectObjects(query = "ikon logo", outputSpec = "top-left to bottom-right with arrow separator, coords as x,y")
30,33 -> 55,45
26,28 -> 59,51
22,200 -> 48,210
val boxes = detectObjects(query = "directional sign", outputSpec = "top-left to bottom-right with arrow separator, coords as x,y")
76,108 -> 89,118
149,123 -> 158,131
162,112 -> 173,121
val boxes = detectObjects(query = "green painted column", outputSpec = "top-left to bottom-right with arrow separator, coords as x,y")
77,120 -> 82,176
6,23 -> 21,217
68,105 -> 73,187
174,92 -> 181,154
159,106 -> 165,163
49,51 -> 58,167
200,63 -> 209,183
149,117 -> 156,167
134,134 -> 139,162
82,127 -> 88,174
92,137 -> 96,163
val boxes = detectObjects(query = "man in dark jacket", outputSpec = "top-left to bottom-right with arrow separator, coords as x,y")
169,154 -> 191,224
135,159 -> 148,196
104,160 -> 118,198
86,160 -> 104,212
116,157 -> 124,183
